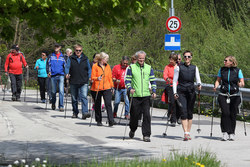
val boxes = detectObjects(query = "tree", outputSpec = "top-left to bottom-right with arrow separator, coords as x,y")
0,0 -> 167,43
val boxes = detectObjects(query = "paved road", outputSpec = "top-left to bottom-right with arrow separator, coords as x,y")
0,90 -> 250,166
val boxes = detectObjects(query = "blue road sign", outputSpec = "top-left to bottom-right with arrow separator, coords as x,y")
164,34 -> 181,51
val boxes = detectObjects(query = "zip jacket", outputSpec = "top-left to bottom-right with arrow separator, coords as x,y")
5,52 -> 27,75
163,64 -> 176,86
125,62 -> 156,97
34,58 -> 48,78
47,52 -> 66,76
112,64 -> 128,89
91,63 -> 114,91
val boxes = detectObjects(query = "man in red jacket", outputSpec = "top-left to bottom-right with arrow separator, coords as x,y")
5,45 -> 28,101
112,56 -> 130,119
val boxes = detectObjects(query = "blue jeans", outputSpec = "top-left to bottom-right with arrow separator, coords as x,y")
113,88 -> 129,115
51,75 -> 64,108
70,84 -> 88,115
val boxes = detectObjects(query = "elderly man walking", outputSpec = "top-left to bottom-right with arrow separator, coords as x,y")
65,44 -> 92,119
125,51 -> 157,142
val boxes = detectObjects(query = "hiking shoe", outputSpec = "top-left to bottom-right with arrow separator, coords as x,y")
41,99 -> 46,103
97,122 -> 103,126
138,120 -> 142,127
129,131 -> 135,139
113,112 -> 117,118
52,103 -> 56,110
109,121 -> 117,127
72,113 -> 78,118
12,96 -> 16,101
82,113 -> 91,120
143,136 -> 151,142
221,132 -> 228,141
59,108 -> 64,112
228,134 -> 235,141
170,122 -> 176,127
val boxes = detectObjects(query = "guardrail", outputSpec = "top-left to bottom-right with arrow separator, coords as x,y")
155,78 -> 250,102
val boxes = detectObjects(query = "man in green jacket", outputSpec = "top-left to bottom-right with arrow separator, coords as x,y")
125,50 -> 157,142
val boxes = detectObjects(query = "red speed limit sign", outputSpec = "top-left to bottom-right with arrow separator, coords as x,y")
166,16 -> 182,33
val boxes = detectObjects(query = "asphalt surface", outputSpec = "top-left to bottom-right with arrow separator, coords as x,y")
0,89 -> 250,166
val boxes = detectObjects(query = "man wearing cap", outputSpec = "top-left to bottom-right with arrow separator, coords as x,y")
47,43 -> 66,111
4,45 -> 28,101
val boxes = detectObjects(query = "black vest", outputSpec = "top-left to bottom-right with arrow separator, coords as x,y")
220,67 -> 240,94
177,64 -> 196,92
69,54 -> 89,85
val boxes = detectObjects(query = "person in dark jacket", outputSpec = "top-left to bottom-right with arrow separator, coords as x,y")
173,50 -> 201,141
47,43 -> 66,111
213,56 -> 244,141
34,51 -> 48,103
4,45 -> 28,101
65,44 -> 92,119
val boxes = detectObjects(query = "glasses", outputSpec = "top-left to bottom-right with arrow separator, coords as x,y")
75,50 -> 82,52
184,55 -> 192,59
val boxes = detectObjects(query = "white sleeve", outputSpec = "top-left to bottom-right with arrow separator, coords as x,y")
195,66 -> 201,85
173,66 -> 179,94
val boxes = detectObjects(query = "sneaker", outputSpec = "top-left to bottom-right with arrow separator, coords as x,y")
228,134 -> 235,141
52,103 -> 56,110
143,136 -> 151,142
59,108 -> 64,112
113,112 -> 117,118
72,113 -> 78,118
125,115 -> 130,119
41,99 -> 46,103
221,132 -> 228,141
187,134 -> 192,140
129,131 -> 135,139
183,134 -> 189,141
97,122 -> 103,126
177,118 -> 182,125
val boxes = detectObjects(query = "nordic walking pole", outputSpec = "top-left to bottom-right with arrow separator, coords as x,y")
197,89 -> 201,133
240,91 -> 247,136
2,75 -> 7,100
64,78 -> 69,119
210,92 -> 215,137
24,67 -> 28,102
150,98 -> 154,118
163,101 -> 175,136
36,78 -> 39,103
89,74 -> 103,127
118,102 -> 125,124
123,93 -> 133,140
45,88 -> 48,110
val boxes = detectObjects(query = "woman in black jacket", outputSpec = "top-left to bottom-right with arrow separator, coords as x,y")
214,56 -> 245,141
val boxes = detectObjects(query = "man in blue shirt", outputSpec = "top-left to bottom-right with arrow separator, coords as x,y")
47,43 -> 66,111
65,44 -> 92,119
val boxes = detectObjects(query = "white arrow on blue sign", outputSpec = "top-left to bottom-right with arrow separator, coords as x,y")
164,34 -> 181,51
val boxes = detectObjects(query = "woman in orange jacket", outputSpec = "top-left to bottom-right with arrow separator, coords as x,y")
91,52 -> 116,126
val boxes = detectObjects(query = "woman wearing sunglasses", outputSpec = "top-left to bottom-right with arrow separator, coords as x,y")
214,56 -> 245,141
173,50 -> 202,141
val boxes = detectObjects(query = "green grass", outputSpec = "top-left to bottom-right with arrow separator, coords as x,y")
13,150 -> 221,167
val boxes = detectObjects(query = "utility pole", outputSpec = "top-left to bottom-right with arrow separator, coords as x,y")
169,0 -> 175,17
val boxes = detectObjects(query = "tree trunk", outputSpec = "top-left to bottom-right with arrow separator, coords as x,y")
13,18 -> 20,44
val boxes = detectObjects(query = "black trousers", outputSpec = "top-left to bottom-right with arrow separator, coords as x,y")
91,89 -> 114,123
178,90 -> 196,120
38,77 -> 47,100
9,73 -> 22,99
218,95 -> 241,134
166,86 -> 181,123
129,96 -> 151,137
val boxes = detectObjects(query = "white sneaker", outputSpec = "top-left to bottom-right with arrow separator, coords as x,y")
221,132 -> 228,141
228,134 -> 235,141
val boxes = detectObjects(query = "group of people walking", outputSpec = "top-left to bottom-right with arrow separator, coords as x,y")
3,44 -> 245,142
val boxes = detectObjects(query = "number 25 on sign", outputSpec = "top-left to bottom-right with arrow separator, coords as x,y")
166,16 -> 182,33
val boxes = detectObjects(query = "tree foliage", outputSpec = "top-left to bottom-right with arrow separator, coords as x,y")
0,0 -> 167,42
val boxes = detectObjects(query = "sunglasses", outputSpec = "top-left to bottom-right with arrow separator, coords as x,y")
75,50 -> 82,52
224,59 -> 231,62
184,55 -> 192,59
